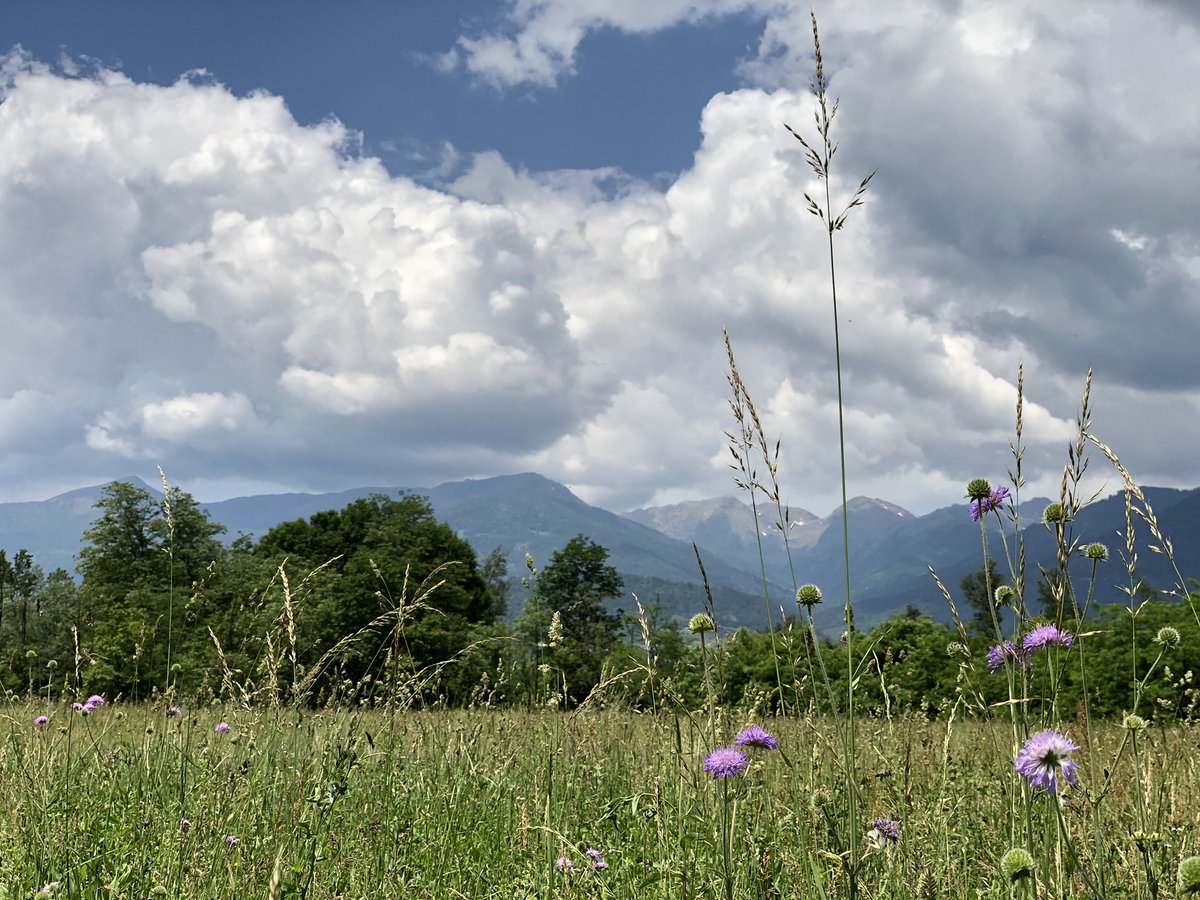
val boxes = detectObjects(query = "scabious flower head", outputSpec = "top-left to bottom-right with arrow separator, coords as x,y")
687,613 -> 714,635
214,722 -> 231,734
71,702 -> 84,712
969,486 -> 1010,521
86,695 -> 105,707
1122,714 -> 1149,731
585,848 -> 608,870
702,747 -> 749,779
555,856 -> 573,872
1042,502 -> 1066,525
872,818 -> 900,842
1015,730 -> 1080,794
1084,542 -> 1109,561
796,584 -> 823,608
734,725 -> 779,751
224,835 -> 239,848
966,479 -> 993,501
865,818 -> 900,852
994,585 -> 1015,606
167,705 -> 181,718
986,641 -> 1029,673
1179,856 -> 1200,895
35,882 -> 61,899
1156,626 -> 1181,649
1024,624 -> 1074,653
34,715 -> 49,727
1000,848 -> 1034,882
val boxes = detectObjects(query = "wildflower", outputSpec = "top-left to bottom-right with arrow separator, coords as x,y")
1084,543 -> 1109,561
1180,856 -> 1200,895
585,848 -> 608,870
970,486 -> 1010,522
1015,730 -> 1080,794
1122,714 -> 1149,731
34,715 -> 49,727
555,856 -> 573,872
1156,626 -> 1181,649
688,613 -> 714,635
35,882 -> 61,899
702,747 -> 749,779
214,722 -> 231,734
71,702 -> 84,711
865,817 -> 901,851
86,695 -> 105,707
965,479 -> 993,501
986,641 -> 1028,673
167,705 -> 181,717
796,584 -> 823,608
1024,624 -> 1074,653
1042,502 -> 1066,525
734,725 -> 779,751
1000,848 -> 1034,882
994,585 -> 1015,606
225,835 -> 239,848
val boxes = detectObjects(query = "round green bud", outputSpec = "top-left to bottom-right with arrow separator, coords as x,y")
1122,714 -> 1148,731
687,613 -> 714,635
966,479 -> 993,501
1178,856 -> 1200,895
1042,503 -> 1066,525
1000,847 -> 1035,882
1084,542 -> 1109,561
24,650 -> 36,659
994,585 -> 1015,606
46,660 -> 57,669
1156,626 -> 1181,649
796,584 -> 823,607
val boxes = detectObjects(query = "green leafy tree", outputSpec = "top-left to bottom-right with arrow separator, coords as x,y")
254,493 -> 498,703
961,559 -> 1005,634
527,535 -> 624,706
77,481 -> 226,698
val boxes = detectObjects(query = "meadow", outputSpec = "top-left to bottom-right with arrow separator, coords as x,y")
5,701 -> 1196,898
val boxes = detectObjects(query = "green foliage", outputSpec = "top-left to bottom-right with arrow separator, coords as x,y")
252,492 -> 498,703
77,481 -> 226,699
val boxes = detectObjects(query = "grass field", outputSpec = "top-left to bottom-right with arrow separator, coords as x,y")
4,701 -> 1196,898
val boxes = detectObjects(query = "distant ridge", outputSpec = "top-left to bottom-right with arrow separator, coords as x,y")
0,474 -> 1197,631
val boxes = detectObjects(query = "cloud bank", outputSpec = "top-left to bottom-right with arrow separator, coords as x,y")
1,0 -> 1198,518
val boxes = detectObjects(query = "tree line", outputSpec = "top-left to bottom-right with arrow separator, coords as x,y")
0,479 -> 1196,720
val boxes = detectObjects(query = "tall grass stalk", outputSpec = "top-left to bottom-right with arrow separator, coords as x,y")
784,14 -> 874,891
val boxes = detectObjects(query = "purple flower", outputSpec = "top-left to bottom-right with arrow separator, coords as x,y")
224,835 -> 239,848
167,706 -> 181,718
1023,624 -> 1074,653
34,715 -> 49,727
1015,730 -> 1080,794
986,641 -> 1030,673
702,747 -> 749,779
585,848 -> 608,870
733,725 -> 779,751
86,695 -> 105,707
214,722 -> 231,734
970,486 -> 1011,521
555,856 -> 573,871
71,702 -> 84,711
872,818 -> 901,843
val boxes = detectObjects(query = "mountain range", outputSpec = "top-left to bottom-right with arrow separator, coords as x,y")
2,474 -> 1198,633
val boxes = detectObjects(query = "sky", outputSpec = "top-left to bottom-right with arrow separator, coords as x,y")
1,0 -> 1198,518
